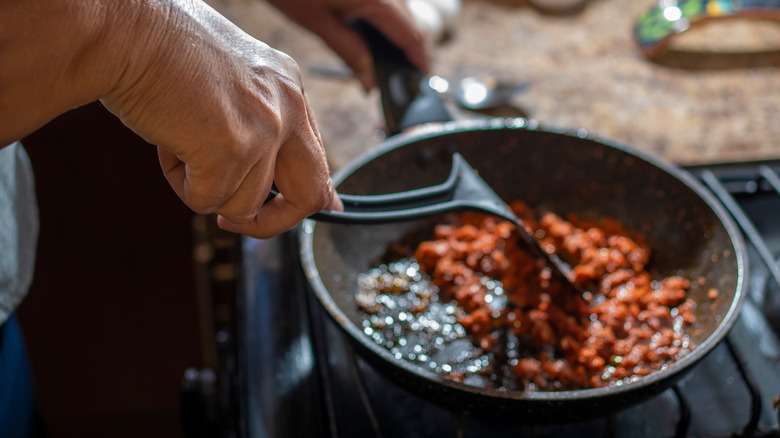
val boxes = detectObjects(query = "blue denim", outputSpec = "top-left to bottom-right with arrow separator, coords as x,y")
0,314 -> 39,438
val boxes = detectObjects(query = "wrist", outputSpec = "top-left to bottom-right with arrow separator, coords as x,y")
88,0 -> 177,101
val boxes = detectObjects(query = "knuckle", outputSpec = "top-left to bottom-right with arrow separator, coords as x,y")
184,183 -> 226,215
186,196 -> 220,215
188,203 -> 217,216
305,184 -> 335,214
275,50 -> 303,82
214,205 -> 254,225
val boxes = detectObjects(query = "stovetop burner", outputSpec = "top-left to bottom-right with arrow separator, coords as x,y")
217,159 -> 780,438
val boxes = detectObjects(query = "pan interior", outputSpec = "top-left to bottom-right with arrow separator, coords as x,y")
305,125 -> 743,396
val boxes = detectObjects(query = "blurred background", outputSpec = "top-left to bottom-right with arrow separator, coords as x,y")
17,0 -> 780,436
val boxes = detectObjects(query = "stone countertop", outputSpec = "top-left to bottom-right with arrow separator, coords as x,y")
207,0 -> 780,170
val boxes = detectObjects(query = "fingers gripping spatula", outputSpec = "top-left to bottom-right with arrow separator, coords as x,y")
269,153 -> 578,291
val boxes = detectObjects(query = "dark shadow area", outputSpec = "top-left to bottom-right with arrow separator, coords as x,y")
18,102 -> 202,438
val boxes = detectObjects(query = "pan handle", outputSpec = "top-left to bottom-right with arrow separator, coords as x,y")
351,21 -> 453,135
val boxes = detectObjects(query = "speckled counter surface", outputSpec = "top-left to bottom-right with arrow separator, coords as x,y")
207,0 -> 780,169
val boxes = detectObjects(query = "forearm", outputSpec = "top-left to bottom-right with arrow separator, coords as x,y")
0,0 -> 340,238
0,0 -> 167,145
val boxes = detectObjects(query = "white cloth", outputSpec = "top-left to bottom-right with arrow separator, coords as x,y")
0,142 -> 39,326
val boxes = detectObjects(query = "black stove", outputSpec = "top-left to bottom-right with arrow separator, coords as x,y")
187,159 -> 780,438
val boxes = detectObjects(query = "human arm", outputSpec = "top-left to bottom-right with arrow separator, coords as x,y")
0,0 -> 341,238
266,0 -> 431,91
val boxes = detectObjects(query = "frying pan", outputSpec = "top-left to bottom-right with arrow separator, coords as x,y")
298,25 -> 747,422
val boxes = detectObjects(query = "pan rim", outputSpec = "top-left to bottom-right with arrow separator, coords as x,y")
299,117 -> 748,403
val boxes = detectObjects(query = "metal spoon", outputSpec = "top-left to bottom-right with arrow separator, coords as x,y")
306,64 -> 528,112
426,75 -> 530,111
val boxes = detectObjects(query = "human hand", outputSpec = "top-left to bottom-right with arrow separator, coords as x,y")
99,0 -> 343,238
0,0 -> 342,239
267,0 -> 431,91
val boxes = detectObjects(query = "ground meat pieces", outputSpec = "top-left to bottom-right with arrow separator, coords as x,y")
361,202 -> 698,391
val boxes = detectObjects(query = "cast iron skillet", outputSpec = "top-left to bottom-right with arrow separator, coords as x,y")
298,25 -> 747,422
